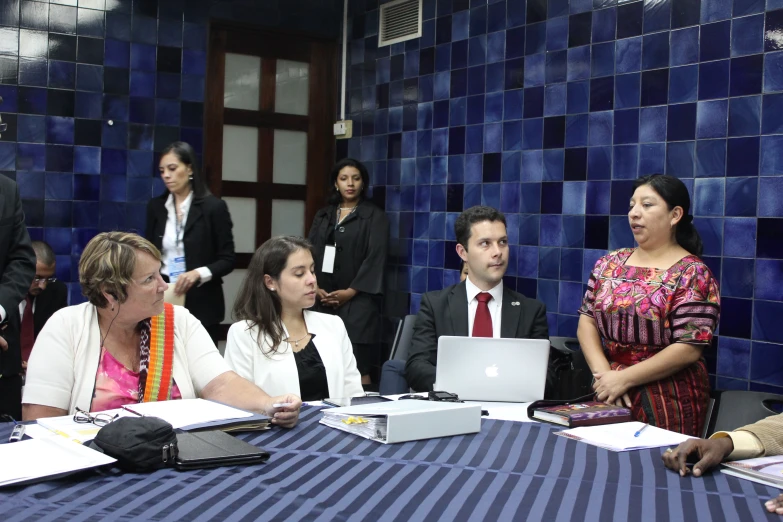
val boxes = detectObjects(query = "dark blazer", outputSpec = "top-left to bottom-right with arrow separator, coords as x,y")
0,175 -> 36,376
146,193 -> 235,328
405,281 -> 549,392
308,199 -> 388,344
33,280 -> 68,338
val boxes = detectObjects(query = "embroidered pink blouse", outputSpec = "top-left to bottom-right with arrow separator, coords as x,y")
91,346 -> 181,412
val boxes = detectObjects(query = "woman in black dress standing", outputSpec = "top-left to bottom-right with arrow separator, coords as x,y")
308,158 -> 389,386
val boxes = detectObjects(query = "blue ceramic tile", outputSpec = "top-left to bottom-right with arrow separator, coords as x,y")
757,218 -> 783,258
639,142 -> 665,174
730,54 -> 763,97
698,60 -> 730,100
501,151 -> 521,181
727,95 -> 760,137
670,27 -> 699,67
486,32 -> 505,64
643,0 -> 671,33
503,120 -> 522,150
694,177 -> 725,216
639,107 -> 666,143
590,7 -> 616,44
613,145 -> 638,179
526,22 -> 546,56
545,50 -> 567,84
484,122 -> 501,152
566,114 -> 588,147
701,0 -> 732,23
104,39 -> 129,68
693,216 -> 724,257
544,149 -> 565,180
546,14 -> 568,51
17,114 -> 45,143
727,136 -> 759,177
562,181 -> 586,215
481,183 -> 501,208
487,2 -> 505,32
666,65 -> 696,104
732,14 -> 764,57
449,97 -> 466,126
701,21 -> 731,62
588,146 -> 612,180
569,11 -> 592,48
49,4 -> 76,34
520,181 -> 542,212
613,108 -> 639,145
505,26 -> 524,59
544,83 -> 566,116
591,42 -> 615,78
131,14 -> 157,45
562,147 -> 586,181
468,36 -> 486,66
543,116 -> 566,149
586,181 -> 610,214
158,18 -> 183,48
615,36 -> 642,74
642,32 -> 669,71
755,259 -> 783,301
754,301 -> 783,344
16,143 -> 45,171
717,337 -> 750,379
44,201 -> 73,227
759,177 -> 783,218
640,68 -> 668,106
723,215 -> 756,257
609,214 -> 635,249
45,145 -> 74,172
764,50 -> 783,93
130,43 -> 156,71
18,57 -> 47,87
589,111 -> 613,146
590,77 -> 614,112
73,146 -> 100,175
105,12 -> 130,41
540,214 -> 563,245
734,0 -> 763,15
46,116 -> 74,145
761,135 -> 783,176
723,177 -> 757,217
696,99 -> 728,139
181,74 -> 203,102
695,139 -> 726,178
541,183 -> 563,214
77,7 -> 104,38
48,60 -> 76,89
566,80 -> 589,114
766,8 -> 783,52
73,174 -> 100,200
100,148 -> 126,175
614,72 -> 640,109
101,120 -> 126,148
666,141 -> 695,178
524,86 -> 544,118
524,53 -> 545,87
522,150 -> 544,181
567,45 -> 590,81
667,103 -> 697,141
521,118 -> 543,150
762,93 -> 783,135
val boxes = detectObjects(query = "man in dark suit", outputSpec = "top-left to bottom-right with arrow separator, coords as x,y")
0,175 -> 36,420
404,206 -> 549,392
18,241 -> 68,370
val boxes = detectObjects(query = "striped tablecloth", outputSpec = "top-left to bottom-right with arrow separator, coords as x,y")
0,407 -> 779,521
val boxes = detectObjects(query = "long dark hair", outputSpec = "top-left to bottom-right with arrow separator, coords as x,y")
160,141 -> 210,199
327,158 -> 370,205
633,174 -> 703,257
232,236 -> 314,355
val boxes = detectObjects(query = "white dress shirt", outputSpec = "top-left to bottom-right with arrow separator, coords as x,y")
18,295 -> 35,318
160,192 -> 212,283
465,276 -> 503,338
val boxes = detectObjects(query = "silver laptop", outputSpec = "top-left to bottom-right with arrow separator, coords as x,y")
434,336 -> 550,402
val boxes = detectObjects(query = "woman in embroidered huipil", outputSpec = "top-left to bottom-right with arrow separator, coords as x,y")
577,175 -> 720,436
22,232 -> 301,428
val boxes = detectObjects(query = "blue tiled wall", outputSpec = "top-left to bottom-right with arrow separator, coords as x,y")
339,0 -> 783,393
0,0 -> 342,306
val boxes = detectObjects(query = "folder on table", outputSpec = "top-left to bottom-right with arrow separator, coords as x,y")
320,400 -> 481,444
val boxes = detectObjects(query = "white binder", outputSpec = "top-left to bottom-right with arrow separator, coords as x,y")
319,400 -> 482,444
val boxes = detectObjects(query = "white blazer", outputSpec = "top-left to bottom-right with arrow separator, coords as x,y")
224,310 -> 363,400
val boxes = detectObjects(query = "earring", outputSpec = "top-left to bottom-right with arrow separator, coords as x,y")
111,305 -> 114,311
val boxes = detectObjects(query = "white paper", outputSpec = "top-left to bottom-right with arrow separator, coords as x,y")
35,409 -> 136,443
0,437 -> 115,487
556,421 -> 693,452
122,398 -> 252,429
472,401 -> 537,423
322,245 -> 336,273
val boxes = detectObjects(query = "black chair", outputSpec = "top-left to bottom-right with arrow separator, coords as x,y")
703,390 -> 783,438
389,314 -> 417,362
546,337 -> 594,401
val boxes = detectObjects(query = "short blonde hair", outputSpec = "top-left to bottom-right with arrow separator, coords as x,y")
79,232 -> 161,308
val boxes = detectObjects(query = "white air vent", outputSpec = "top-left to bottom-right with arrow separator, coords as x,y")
378,0 -> 422,47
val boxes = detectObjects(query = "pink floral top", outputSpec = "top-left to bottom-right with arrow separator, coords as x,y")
91,346 -> 181,412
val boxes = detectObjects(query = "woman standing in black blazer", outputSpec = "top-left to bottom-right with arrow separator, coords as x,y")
145,142 -> 235,344
308,158 -> 389,385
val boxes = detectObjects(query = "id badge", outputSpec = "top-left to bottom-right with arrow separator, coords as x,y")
169,256 -> 186,283
322,245 -> 336,274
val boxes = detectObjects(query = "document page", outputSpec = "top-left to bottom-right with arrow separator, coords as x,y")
122,399 -> 252,429
556,421 -> 693,451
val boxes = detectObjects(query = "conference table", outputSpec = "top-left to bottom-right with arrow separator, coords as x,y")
0,405 -> 779,521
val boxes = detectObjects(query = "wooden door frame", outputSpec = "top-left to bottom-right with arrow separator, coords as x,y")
203,21 -> 337,268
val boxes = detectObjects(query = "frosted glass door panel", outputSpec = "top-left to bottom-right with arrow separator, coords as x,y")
221,269 -> 247,324
224,53 -> 261,110
271,200 -> 305,237
222,125 -> 258,182
272,130 -> 307,185
275,60 -> 309,116
223,197 -> 257,253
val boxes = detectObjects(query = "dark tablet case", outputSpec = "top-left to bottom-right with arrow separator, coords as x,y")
175,430 -> 270,470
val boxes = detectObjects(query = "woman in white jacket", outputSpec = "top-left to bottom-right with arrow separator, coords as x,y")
224,236 -> 363,401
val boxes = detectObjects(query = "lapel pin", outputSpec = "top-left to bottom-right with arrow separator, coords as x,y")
511,301 -> 520,306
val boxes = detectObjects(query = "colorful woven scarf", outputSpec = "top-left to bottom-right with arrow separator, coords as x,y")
137,302 -> 175,402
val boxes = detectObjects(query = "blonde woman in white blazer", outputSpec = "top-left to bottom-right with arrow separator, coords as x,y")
224,236 -> 363,401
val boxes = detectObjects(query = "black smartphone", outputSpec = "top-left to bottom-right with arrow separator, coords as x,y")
323,396 -> 393,407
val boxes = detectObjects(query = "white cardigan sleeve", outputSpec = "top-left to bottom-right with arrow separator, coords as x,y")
180,308 -> 230,394
223,321 -> 255,381
337,317 -> 364,397
23,309 -> 76,410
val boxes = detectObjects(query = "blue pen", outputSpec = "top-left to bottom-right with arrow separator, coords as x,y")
634,424 -> 649,437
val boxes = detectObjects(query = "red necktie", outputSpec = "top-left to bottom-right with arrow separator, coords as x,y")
20,295 -> 35,363
472,292 -> 493,337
